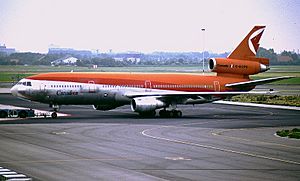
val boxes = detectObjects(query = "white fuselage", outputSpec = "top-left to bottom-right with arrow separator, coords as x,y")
11,78 -> 187,109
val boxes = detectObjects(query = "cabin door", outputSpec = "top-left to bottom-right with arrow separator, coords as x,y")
88,81 -> 96,93
145,80 -> 152,92
214,81 -> 220,92
40,83 -> 46,92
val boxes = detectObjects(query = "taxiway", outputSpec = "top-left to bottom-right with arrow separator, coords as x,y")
0,94 -> 299,180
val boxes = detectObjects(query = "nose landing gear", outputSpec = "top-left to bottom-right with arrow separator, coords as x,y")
51,112 -> 57,119
49,104 -> 60,119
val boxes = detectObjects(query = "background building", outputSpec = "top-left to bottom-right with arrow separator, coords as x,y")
51,56 -> 78,66
48,48 -> 92,58
0,44 -> 16,56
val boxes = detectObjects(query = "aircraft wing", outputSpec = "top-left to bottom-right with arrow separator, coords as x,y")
124,76 -> 291,99
124,90 -> 275,98
225,76 -> 294,88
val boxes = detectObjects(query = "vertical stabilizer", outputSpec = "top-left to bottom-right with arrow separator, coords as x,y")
228,26 -> 266,60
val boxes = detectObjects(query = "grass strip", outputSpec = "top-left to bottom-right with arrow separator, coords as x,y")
230,95 -> 300,107
276,128 -> 300,139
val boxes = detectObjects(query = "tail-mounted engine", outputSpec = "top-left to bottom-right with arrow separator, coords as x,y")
209,58 -> 269,76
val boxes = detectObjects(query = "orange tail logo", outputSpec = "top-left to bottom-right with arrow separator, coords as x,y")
228,26 -> 266,60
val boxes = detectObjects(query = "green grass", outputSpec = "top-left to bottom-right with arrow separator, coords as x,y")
0,73 -> 35,82
276,128 -> 300,139
230,95 -> 300,107
251,75 -> 300,85
267,66 -> 300,72
250,66 -> 300,85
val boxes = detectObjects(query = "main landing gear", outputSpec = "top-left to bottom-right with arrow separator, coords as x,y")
138,109 -> 183,118
159,109 -> 182,118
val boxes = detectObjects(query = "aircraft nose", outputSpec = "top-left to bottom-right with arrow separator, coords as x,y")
10,85 -> 18,96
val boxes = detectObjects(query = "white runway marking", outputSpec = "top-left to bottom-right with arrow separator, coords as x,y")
141,127 -> 300,166
165,157 -> 191,161
214,101 -> 300,111
212,129 -> 300,149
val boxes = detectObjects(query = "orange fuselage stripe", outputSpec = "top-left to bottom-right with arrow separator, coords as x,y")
27,72 -> 249,92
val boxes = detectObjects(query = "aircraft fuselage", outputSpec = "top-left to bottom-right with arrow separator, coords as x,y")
11,73 -> 249,107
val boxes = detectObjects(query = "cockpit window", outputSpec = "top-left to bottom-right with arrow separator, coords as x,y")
26,82 -> 32,86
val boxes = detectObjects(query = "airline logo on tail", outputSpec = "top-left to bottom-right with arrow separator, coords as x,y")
249,27 -> 265,54
228,26 -> 266,60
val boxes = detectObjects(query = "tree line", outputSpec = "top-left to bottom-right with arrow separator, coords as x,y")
257,48 -> 300,65
0,48 -> 299,66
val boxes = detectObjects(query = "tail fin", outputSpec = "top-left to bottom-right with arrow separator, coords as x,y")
228,26 -> 266,60
209,26 -> 269,78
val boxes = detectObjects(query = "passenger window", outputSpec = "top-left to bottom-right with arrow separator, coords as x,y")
26,82 -> 32,86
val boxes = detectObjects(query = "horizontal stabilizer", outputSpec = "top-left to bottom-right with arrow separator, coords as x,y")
225,76 -> 294,88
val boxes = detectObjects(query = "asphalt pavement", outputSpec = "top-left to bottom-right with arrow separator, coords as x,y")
0,94 -> 299,181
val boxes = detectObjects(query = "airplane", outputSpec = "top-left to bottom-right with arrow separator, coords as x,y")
11,26 -> 292,118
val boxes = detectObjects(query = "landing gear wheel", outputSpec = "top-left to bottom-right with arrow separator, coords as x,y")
0,111 -> 8,118
18,110 -> 27,118
51,112 -> 57,119
159,110 -> 168,118
170,110 -> 182,118
175,110 -> 182,118
159,110 -> 182,118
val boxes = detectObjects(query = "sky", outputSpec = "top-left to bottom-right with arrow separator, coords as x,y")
0,0 -> 300,53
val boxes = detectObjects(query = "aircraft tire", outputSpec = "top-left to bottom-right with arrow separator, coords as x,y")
51,112 -> 58,119
170,110 -> 182,118
175,110 -> 182,118
18,111 -> 27,118
0,111 -> 8,118
159,110 -> 182,118
159,110 -> 168,118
